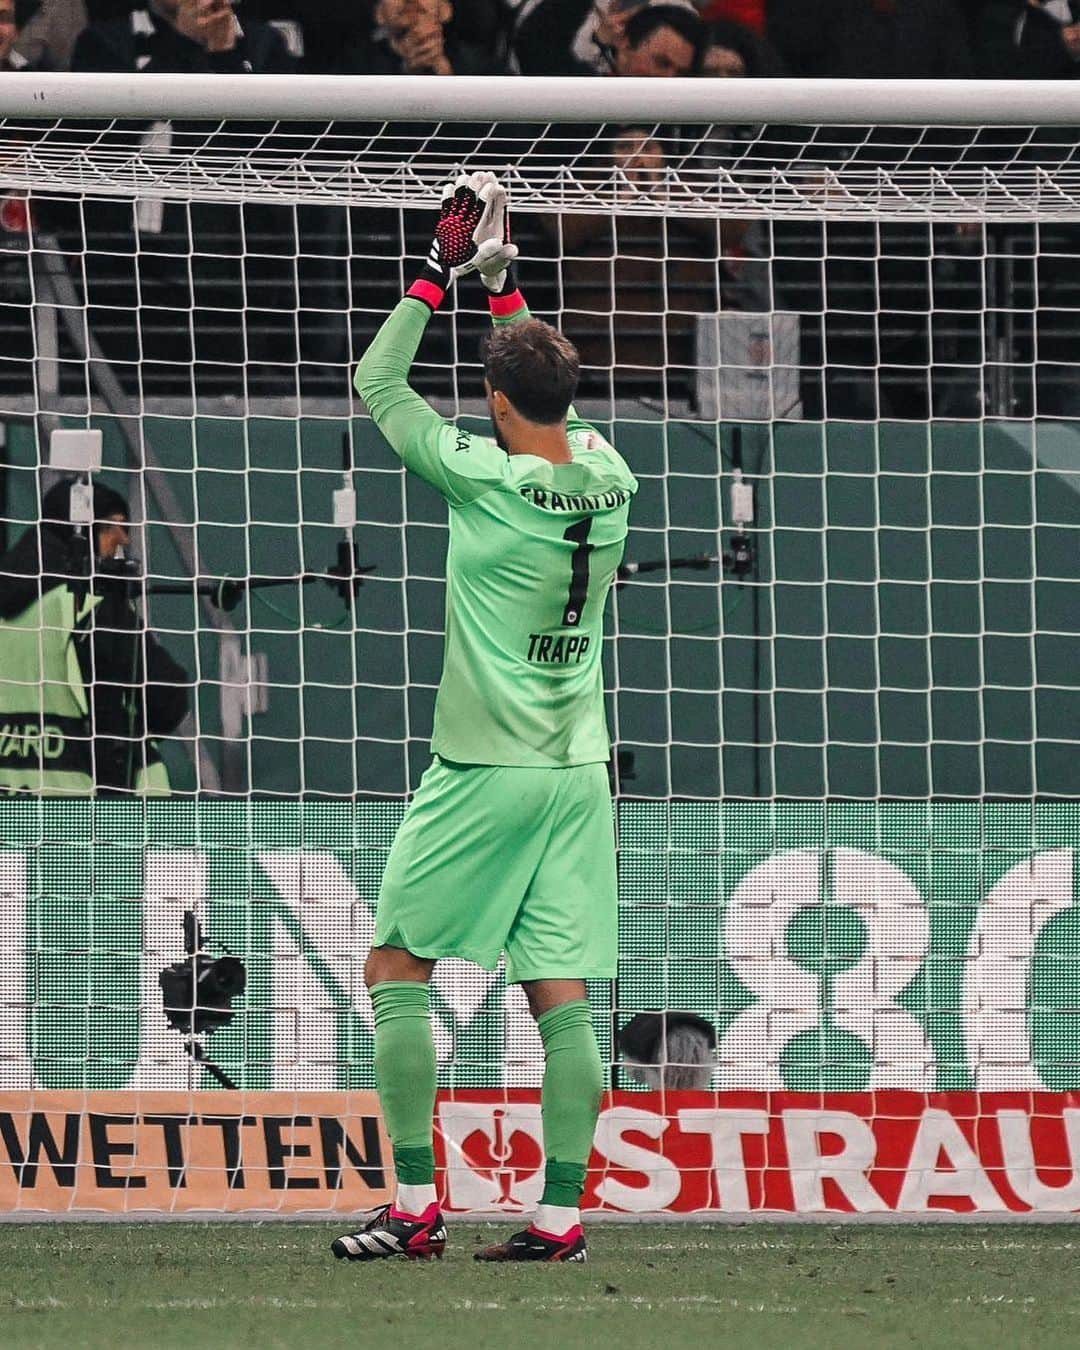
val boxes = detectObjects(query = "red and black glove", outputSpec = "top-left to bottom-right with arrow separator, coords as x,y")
407,170 -> 519,311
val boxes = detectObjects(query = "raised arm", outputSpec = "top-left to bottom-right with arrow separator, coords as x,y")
353,296 -> 449,467
353,172 -> 520,505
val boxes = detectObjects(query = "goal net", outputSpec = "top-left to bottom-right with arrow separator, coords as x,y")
0,75 -> 1077,1217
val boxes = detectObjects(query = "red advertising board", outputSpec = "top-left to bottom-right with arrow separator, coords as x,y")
438,1091 -> 1080,1215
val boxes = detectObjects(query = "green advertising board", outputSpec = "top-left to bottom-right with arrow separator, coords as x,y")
6,416 -> 1078,803
1,800 -> 1077,1095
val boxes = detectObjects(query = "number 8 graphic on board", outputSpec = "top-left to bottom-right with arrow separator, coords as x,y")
717,848 -> 935,1091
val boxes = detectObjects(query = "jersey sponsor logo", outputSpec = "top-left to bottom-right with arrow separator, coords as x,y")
453,430 -> 471,454
527,633 -> 590,664
519,487 -> 631,513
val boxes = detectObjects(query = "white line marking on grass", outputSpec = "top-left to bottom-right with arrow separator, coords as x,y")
142,1296 -> 351,1312
639,1242 -> 718,1252
951,1296 -> 1036,1307
726,1240 -> 799,1252
514,1293 -> 801,1315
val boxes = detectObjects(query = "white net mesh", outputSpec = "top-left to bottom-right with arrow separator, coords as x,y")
0,80 -> 1077,1215
3,118 -> 1080,219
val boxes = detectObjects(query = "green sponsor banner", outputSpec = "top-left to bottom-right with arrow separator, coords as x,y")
0,800 -> 1077,1093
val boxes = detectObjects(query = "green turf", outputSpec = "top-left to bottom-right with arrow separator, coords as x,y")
1,1222 -> 1078,1350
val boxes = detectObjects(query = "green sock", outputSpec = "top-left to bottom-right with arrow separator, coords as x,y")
371,981 -> 437,1186
537,1000 -> 603,1207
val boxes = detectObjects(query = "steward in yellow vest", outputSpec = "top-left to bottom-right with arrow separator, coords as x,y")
0,478 -> 189,796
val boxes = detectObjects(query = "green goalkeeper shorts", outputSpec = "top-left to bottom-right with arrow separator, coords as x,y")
374,756 -> 617,983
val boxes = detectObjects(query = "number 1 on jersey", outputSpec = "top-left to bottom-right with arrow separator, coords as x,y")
561,518 -> 594,628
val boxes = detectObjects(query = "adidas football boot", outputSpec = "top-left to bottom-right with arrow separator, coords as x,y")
332,1202 -> 447,1262
474,1223 -> 587,1263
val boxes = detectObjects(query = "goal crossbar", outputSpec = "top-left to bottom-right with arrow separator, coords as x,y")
4,74 -> 1080,126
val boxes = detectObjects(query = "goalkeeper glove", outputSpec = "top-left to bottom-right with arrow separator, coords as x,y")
471,179 -> 518,295
406,170 -> 519,310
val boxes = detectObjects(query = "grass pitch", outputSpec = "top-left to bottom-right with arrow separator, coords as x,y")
1,1221 -> 1078,1350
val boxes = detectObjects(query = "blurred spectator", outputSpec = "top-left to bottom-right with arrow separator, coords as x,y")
701,15 -> 785,74
513,0 -> 703,77
366,0 -> 507,74
4,0 -> 80,71
531,14 -> 784,407
976,1 -> 1080,78
72,0 -> 294,73
375,0 -> 454,74
615,3 -> 704,72
12,0 -> 87,70
62,0 -> 300,405
533,6 -> 709,252
0,478 -> 189,796
766,0 -> 973,78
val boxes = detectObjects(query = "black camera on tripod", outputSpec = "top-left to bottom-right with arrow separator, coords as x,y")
159,910 -> 246,1036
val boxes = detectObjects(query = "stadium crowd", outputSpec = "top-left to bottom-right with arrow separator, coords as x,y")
0,0 -> 1076,421
0,0 -> 1072,81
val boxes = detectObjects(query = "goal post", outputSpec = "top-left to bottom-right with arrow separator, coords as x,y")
0,76 -> 1076,1217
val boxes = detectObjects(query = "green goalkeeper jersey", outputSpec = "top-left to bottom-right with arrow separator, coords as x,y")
354,296 -> 637,768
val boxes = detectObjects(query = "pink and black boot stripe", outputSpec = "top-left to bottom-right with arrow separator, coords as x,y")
332,1202 -> 447,1261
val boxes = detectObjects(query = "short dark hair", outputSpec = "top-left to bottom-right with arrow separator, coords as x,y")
624,4 -> 705,62
481,319 -> 580,425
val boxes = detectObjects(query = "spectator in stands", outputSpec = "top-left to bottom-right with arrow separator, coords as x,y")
532,6 -> 709,250
513,0 -> 703,78
64,1 -> 297,405
3,0 -> 81,71
13,0 -> 87,70
614,1 -> 704,72
364,0 -> 508,75
0,0 -> 26,67
700,15 -> 785,75
975,1 -> 1080,78
766,0 -> 972,78
0,478 -> 189,796
533,13 -> 786,409
72,0 -> 294,73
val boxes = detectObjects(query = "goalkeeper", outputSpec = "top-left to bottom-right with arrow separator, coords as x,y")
333,172 -> 637,1265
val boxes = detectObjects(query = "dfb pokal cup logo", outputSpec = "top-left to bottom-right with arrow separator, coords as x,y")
437,1101 -> 545,1211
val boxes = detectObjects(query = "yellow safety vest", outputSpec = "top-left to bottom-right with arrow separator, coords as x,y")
0,584 -> 171,797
